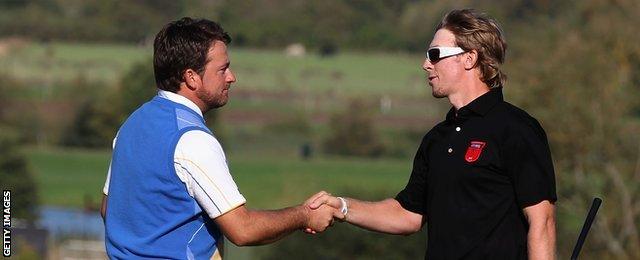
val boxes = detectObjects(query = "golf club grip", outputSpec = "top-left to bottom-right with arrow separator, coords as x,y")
570,197 -> 602,260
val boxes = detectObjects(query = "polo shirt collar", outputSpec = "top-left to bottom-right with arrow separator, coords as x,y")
446,87 -> 504,120
157,90 -> 204,118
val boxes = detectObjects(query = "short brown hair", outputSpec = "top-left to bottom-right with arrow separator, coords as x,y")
153,17 -> 231,92
436,9 -> 507,88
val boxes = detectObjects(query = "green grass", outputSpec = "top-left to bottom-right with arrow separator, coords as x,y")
231,154 -> 412,208
27,147 -> 111,207
1,41 -> 427,97
26,147 -> 412,209
231,48 -> 426,95
0,42 -> 150,85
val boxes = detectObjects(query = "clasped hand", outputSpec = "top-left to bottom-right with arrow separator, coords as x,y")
301,191 -> 345,234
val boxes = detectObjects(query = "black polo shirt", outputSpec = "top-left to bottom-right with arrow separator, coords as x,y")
396,87 -> 557,259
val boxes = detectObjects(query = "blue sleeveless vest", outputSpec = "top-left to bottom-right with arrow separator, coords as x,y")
105,96 -> 221,259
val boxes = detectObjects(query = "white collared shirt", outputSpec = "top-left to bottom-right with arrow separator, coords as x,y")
103,90 -> 246,219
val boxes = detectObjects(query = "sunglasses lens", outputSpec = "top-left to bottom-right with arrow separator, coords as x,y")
427,49 -> 440,61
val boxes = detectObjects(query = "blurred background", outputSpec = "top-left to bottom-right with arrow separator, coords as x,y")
0,0 -> 639,259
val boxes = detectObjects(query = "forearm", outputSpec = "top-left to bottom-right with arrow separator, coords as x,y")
220,191 -> 339,246
344,198 -> 421,235
527,217 -> 556,260
524,200 -> 557,260
232,206 -> 307,246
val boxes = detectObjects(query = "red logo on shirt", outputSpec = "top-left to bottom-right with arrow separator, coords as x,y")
465,141 -> 486,163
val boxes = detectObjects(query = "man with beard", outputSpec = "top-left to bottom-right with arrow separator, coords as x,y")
309,9 -> 557,259
100,18 -> 341,259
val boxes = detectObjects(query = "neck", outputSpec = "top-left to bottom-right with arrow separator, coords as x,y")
176,88 -> 208,113
448,77 -> 490,110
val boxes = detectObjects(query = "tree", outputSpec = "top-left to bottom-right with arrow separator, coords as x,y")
62,91 -> 123,148
118,60 -> 158,115
323,98 -> 385,157
0,75 -> 39,222
63,60 -> 222,148
507,0 -> 640,258
0,129 -> 39,222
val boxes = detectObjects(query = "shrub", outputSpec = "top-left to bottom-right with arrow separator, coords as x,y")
323,98 -> 385,157
0,128 -> 39,222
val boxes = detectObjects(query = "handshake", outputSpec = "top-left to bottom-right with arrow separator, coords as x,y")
300,191 -> 348,234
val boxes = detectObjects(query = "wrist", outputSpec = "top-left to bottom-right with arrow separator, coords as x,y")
337,197 -> 349,221
297,204 -> 311,228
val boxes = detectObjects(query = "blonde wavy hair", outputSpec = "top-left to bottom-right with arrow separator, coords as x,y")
436,9 -> 507,88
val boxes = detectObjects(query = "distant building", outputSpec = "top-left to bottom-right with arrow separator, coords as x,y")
285,43 -> 306,57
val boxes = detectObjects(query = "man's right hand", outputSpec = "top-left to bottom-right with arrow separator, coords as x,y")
302,191 -> 344,234
303,191 -> 424,235
307,192 -> 342,210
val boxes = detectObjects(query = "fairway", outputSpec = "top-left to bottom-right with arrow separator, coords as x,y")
26,147 -> 413,209
231,48 -> 426,95
0,42 -> 150,85
0,41 -> 427,97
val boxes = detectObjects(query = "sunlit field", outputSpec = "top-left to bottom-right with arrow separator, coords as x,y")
26,147 -> 413,209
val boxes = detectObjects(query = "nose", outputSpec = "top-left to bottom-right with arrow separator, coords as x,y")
422,59 -> 433,72
227,68 -> 237,83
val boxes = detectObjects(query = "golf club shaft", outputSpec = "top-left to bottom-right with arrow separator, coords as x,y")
570,197 -> 602,260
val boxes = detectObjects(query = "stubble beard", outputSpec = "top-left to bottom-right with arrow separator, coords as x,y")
196,88 -> 227,111
431,85 -> 447,99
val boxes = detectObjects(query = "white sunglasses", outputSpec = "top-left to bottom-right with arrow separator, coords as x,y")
426,47 -> 466,62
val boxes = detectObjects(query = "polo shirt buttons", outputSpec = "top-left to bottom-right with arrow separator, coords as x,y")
455,127 -> 461,132
448,148 -> 453,153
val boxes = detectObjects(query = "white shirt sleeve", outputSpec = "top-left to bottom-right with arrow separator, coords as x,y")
174,130 -> 246,219
103,136 -> 118,195
103,161 -> 112,195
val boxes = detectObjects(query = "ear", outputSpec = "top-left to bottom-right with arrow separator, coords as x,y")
464,50 -> 478,70
182,69 -> 201,90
